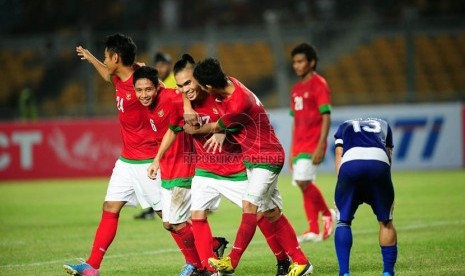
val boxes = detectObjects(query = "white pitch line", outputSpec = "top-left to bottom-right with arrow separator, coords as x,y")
2,219 -> 464,269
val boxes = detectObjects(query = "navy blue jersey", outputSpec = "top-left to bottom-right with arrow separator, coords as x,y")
334,118 -> 395,223
334,118 -> 393,153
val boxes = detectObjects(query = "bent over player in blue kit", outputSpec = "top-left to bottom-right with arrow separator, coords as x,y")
333,118 -> 397,276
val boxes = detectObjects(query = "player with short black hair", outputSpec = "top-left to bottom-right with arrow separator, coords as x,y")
190,57 -> 314,276
64,33 -> 161,276
290,42 -> 335,243
133,65 -> 206,276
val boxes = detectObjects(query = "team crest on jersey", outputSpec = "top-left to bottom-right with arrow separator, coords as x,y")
212,108 -> 219,115
304,92 -> 309,98
157,109 -> 165,117
126,93 -> 132,100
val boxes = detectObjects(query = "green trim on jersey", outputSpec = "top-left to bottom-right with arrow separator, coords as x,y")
169,124 -> 183,133
243,161 -> 282,174
162,177 -> 192,189
319,104 -> 332,114
119,156 -> 154,164
289,110 -> 295,117
292,152 -> 312,164
218,118 -> 240,133
195,168 -> 247,181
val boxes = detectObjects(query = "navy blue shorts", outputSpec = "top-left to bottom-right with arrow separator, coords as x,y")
335,160 -> 394,223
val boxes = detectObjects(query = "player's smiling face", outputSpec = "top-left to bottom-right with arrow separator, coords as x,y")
292,53 -> 313,78
175,68 -> 201,101
135,78 -> 158,106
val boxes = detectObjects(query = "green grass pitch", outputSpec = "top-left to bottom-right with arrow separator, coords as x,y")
1,170 -> 464,275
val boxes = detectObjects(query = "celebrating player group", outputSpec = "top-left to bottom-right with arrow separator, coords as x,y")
64,33 -> 397,276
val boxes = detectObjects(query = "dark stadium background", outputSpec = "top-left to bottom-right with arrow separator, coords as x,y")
0,0 -> 464,120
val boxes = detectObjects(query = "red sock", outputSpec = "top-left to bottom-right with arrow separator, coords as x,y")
87,211 -> 119,269
257,216 -> 288,261
229,213 -> 257,268
273,214 -> 308,265
191,218 -> 215,271
171,223 -> 201,268
311,182 -> 331,216
303,183 -> 320,234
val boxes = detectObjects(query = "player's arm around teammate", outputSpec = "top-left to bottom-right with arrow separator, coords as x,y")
192,58 -> 313,276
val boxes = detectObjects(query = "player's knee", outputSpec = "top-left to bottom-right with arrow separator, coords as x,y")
296,180 -> 312,190
163,221 -> 174,232
242,200 -> 258,213
337,220 -> 351,227
380,220 -> 392,227
263,207 -> 281,222
102,201 -> 124,213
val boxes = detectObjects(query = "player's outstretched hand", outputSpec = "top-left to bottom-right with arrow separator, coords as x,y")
147,159 -> 160,180
204,133 -> 225,154
76,46 -> 93,62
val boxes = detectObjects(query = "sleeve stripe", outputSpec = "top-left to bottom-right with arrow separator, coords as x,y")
319,104 -> 332,114
218,118 -> 227,130
169,124 -> 183,133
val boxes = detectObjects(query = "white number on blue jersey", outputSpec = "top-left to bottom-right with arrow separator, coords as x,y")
351,119 -> 381,133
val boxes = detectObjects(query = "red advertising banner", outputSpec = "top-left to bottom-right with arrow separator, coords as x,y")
0,119 -> 121,180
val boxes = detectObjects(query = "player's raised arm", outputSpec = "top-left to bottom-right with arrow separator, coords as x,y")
76,46 -> 112,82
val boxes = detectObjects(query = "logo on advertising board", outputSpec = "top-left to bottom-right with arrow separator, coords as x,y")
48,128 -> 120,171
0,119 -> 122,180
269,103 -> 463,172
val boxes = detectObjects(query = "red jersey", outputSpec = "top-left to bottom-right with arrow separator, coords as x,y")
190,94 -> 245,178
112,75 -> 158,160
147,88 -> 194,188
290,73 -> 331,158
218,77 -> 284,172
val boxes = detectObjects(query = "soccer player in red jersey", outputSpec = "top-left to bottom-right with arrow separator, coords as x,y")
189,58 -> 314,276
133,51 -> 177,220
64,34 -> 161,276
176,54 -> 292,275
290,43 -> 335,243
132,65 -> 203,276
173,54 -> 238,275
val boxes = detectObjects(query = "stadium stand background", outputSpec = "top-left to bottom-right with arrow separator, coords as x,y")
0,0 -> 464,120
